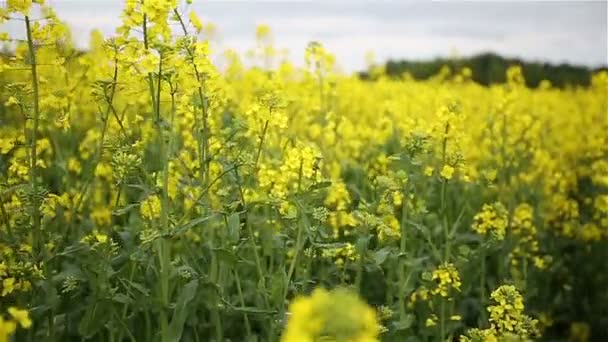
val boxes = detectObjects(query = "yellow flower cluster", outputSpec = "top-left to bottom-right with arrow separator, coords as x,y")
510,203 -> 549,270
282,288 -> 379,342
472,202 -> 508,240
461,285 -> 538,341
487,285 -> 538,336
440,165 -> 456,180
431,262 -> 462,297
0,0 -> 606,340
0,307 -> 32,342
321,243 -> 359,267
0,245 -> 43,298
140,194 -> 162,221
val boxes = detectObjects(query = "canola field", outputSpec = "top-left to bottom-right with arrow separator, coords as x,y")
1,1 -> 608,341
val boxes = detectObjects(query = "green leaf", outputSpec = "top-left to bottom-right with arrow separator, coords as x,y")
402,256 -> 429,268
124,280 -> 150,297
227,212 -> 241,243
373,247 -> 393,266
112,203 -> 139,216
78,302 -> 111,338
112,293 -> 133,305
355,235 -> 371,254
392,314 -> 415,331
174,214 -> 220,235
167,280 -> 199,342
230,306 -> 277,315
213,248 -> 239,267
307,181 -> 332,192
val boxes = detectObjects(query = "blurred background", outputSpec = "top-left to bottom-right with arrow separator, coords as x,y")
3,1 -> 607,87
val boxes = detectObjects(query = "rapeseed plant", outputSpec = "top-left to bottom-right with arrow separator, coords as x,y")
0,0 -> 606,340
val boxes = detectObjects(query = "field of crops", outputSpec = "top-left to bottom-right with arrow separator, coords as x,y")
1,1 -> 607,341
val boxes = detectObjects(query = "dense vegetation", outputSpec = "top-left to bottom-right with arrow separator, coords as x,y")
364,53 -> 606,88
1,1 -> 607,341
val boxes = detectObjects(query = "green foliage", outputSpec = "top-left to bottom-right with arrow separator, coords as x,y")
368,53 -> 606,88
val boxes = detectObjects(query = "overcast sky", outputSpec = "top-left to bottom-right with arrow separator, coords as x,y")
3,1 -> 607,72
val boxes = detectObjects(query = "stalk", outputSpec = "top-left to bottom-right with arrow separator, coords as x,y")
255,119 -> 270,169
210,249 -> 223,341
0,198 -> 13,239
355,223 -> 368,292
440,299 -> 446,340
439,122 -> 450,340
173,8 -> 210,187
284,209 -> 305,308
143,12 -> 171,342
398,193 -> 408,322
441,179 -> 449,260
24,15 -> 42,259
234,270 -> 253,338
246,217 -> 270,308
233,166 -> 271,323
73,53 -> 119,214
479,248 -> 487,322
441,122 -> 451,261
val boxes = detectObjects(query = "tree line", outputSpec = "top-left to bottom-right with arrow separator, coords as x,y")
362,52 -> 607,88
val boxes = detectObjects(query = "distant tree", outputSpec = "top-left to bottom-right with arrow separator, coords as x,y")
363,52 -> 606,88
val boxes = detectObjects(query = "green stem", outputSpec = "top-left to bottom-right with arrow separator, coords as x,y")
284,209 -> 306,308
234,270 -> 252,339
441,179 -> 450,262
173,8 -> 210,188
73,54 -> 119,213
440,299 -> 446,340
145,311 -> 151,341
255,119 -> 270,169
398,191 -> 408,321
209,228 -> 224,342
523,257 -> 528,285
113,307 -> 136,342
47,311 -> 55,342
355,225 -> 368,292
143,12 -> 171,342
440,121 -> 451,262
212,304 -> 223,342
231,166 -> 270,311
246,218 -> 270,308
0,198 -> 13,239
24,15 -> 42,259
480,248 -> 487,322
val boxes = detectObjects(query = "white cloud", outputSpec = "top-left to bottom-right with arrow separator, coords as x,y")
1,1 -> 605,70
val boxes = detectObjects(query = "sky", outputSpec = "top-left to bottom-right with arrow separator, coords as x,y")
3,1 -> 607,72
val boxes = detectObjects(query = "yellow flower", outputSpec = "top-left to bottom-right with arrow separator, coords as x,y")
569,322 -> 590,342
8,308 -> 32,329
440,165 -> 455,180
67,157 -> 82,174
7,0 -> 33,15
460,328 -> 498,342
94,233 -> 109,244
189,11 -> 203,32
486,285 -> 538,337
91,207 -> 113,227
256,24 -> 271,40
140,194 -> 162,221
94,163 -> 113,182
472,202 -> 508,240
0,316 -> 17,342
431,263 -> 461,297
282,288 -> 380,342
4,96 -> 19,107
2,278 -> 16,297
